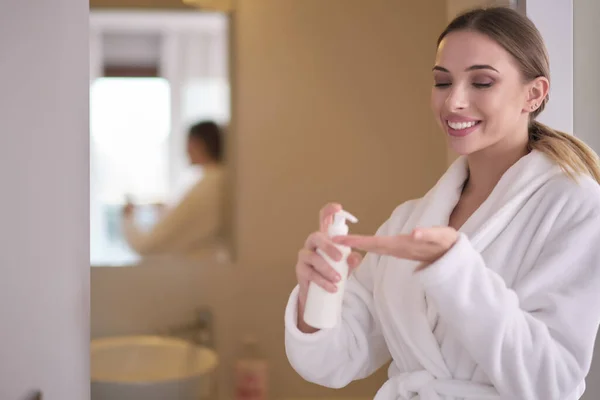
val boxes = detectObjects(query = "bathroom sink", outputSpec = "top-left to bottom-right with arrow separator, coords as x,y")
91,335 -> 218,400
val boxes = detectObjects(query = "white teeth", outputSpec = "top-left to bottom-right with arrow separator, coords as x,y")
447,120 -> 478,130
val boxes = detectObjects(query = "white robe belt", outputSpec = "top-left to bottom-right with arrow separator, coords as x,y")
375,370 -> 501,400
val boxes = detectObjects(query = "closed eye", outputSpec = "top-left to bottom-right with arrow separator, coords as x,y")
434,82 -> 493,89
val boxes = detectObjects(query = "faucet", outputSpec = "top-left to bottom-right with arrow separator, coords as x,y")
163,308 -> 214,348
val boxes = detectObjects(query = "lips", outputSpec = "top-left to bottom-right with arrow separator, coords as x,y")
445,118 -> 482,137
447,120 -> 478,130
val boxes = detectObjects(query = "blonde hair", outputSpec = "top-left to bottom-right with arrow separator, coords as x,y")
439,7 -> 600,183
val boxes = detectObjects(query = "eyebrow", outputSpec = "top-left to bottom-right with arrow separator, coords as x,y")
432,64 -> 499,73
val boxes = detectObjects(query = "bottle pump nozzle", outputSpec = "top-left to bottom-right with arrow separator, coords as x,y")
328,210 -> 358,237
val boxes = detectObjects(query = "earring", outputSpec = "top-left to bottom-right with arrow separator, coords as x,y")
531,103 -> 538,110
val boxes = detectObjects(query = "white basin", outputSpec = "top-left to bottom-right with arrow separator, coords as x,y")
91,335 -> 218,400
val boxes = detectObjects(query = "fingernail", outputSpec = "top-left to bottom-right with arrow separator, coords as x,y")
335,274 -> 341,282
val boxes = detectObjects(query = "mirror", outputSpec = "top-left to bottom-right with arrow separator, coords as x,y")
89,9 -> 233,267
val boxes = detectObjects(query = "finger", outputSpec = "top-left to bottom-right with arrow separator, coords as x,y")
412,226 -> 458,247
334,234 -> 411,256
347,251 -> 363,270
319,202 -> 343,233
298,249 -> 339,283
297,250 -> 339,292
308,268 -> 338,293
305,250 -> 342,283
412,226 -> 441,242
296,253 -> 313,281
336,233 -> 440,261
409,229 -> 456,262
305,232 -> 342,261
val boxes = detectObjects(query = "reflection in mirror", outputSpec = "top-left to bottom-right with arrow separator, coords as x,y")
89,10 -> 232,266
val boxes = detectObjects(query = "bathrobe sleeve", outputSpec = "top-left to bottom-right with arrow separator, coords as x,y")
284,202 -> 417,388
419,200 -> 600,399
121,172 -> 224,256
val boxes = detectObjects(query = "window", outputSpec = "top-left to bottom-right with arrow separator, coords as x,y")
90,77 -> 171,266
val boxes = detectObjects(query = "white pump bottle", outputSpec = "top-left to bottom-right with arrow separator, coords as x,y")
303,210 -> 358,329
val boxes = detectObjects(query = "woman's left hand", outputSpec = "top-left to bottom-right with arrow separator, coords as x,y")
333,226 -> 459,270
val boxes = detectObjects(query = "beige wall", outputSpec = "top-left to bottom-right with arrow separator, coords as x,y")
91,1 -> 448,399
447,0 -> 512,18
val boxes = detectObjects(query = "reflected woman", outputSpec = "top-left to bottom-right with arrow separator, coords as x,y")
122,120 -> 228,261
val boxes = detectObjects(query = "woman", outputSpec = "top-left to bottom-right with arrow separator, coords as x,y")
122,120 -> 228,260
284,7 -> 600,400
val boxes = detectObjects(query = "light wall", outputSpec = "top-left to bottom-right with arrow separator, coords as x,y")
91,1 -> 448,399
524,0 -> 574,134
0,0 -> 89,398
574,0 -> 600,155
574,2 -> 600,397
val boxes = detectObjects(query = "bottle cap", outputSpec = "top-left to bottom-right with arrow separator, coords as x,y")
328,210 -> 358,237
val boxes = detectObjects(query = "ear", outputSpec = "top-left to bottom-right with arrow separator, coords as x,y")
523,76 -> 549,113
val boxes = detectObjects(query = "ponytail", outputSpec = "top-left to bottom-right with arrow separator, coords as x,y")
528,120 -> 600,184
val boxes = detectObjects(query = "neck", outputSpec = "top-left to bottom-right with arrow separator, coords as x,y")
463,130 -> 530,197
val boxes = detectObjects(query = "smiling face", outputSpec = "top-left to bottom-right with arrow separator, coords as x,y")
431,30 -> 537,156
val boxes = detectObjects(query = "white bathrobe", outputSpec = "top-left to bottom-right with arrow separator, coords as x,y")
122,165 -> 228,260
284,150 -> 600,400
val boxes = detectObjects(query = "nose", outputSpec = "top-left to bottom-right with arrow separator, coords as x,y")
445,83 -> 469,111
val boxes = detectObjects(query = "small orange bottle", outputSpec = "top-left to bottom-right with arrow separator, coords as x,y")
234,336 -> 268,400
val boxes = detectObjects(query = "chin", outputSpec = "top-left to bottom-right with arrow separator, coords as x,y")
446,136 -> 482,156
443,121 -> 490,156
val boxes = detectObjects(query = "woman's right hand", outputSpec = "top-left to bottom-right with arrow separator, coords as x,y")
295,203 -> 363,332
